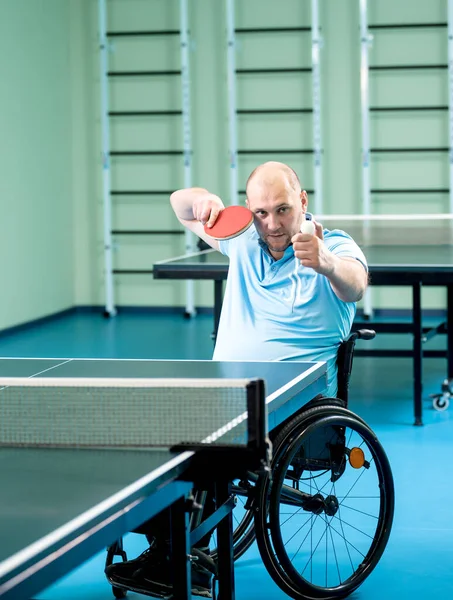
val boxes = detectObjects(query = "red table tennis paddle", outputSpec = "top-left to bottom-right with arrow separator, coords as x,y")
204,205 -> 254,240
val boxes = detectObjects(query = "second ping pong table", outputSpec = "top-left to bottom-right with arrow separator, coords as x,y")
153,242 -> 453,426
0,356 -> 327,600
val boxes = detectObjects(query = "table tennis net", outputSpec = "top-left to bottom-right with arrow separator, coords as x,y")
0,377 -> 262,448
316,213 -> 453,246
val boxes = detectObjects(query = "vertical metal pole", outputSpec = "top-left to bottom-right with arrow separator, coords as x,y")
447,285 -> 453,381
360,0 -> 373,317
213,280 -> 223,342
359,0 -> 371,218
170,495 -> 192,599
311,0 -> 322,214
215,480 -> 235,599
98,0 -> 116,316
448,0 -> 453,214
412,283 -> 423,426
180,0 -> 196,316
226,0 -> 239,205
446,2 -> 453,392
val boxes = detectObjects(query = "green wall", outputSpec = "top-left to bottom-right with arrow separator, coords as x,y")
1,0 -> 450,330
0,0 -> 75,330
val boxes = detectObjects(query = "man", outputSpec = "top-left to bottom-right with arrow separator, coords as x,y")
105,161 -> 368,597
174,161 -> 367,395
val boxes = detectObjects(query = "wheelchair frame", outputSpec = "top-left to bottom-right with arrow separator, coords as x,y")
106,329 -> 395,600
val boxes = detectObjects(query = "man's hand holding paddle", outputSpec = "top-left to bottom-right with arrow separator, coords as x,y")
170,187 -> 254,249
194,194 -> 254,240
191,192 -> 253,240
192,193 -> 225,229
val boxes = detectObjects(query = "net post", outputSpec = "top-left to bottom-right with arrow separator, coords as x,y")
245,379 -> 270,468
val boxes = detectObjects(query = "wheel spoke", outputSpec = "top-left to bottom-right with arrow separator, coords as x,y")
321,514 -> 364,562
337,462 -> 369,507
329,517 -> 342,585
280,505 -> 304,527
286,514 -> 321,563
300,514 -> 333,576
336,495 -> 380,499
332,513 -> 375,540
340,503 -> 379,519
282,512 -> 315,545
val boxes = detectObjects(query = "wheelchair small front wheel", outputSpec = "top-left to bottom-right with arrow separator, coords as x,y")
105,540 -> 128,599
112,586 -> 127,599
255,407 -> 394,600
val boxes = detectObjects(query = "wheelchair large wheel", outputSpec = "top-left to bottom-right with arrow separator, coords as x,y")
210,400 -> 355,563
254,406 -> 394,599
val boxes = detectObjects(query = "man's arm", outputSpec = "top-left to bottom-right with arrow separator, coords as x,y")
170,187 -> 224,251
292,222 -> 368,303
318,255 -> 368,303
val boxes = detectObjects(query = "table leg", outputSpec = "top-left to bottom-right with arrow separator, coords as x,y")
215,480 -> 235,600
447,284 -> 453,379
413,282 -> 423,426
170,496 -> 191,600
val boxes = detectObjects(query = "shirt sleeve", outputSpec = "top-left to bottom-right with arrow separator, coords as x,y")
323,229 -> 368,271
218,238 -> 231,257
218,225 -> 256,257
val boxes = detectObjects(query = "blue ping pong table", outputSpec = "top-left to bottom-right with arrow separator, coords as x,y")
153,245 -> 453,426
0,357 -> 327,600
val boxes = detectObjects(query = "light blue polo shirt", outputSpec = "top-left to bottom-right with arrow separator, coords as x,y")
212,225 -> 367,397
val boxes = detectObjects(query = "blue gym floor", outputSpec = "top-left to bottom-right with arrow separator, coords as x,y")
1,310 -> 452,599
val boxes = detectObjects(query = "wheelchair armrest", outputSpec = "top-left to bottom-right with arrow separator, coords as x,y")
345,328 -> 376,344
341,329 -> 376,373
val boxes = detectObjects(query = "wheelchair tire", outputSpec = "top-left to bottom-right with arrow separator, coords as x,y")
254,406 -> 394,599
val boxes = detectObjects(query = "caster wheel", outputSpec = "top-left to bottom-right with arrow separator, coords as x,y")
433,394 -> 450,412
106,540 -> 127,598
112,586 -> 127,599
431,379 -> 452,412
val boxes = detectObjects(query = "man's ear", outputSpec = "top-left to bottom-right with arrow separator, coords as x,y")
301,190 -> 308,210
246,197 -> 250,209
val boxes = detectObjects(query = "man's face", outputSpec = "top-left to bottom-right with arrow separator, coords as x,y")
246,184 -> 307,258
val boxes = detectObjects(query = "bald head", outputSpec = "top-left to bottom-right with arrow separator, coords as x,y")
244,162 -> 308,259
246,161 -> 302,199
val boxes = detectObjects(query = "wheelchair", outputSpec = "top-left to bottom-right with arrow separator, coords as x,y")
107,329 -> 395,600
